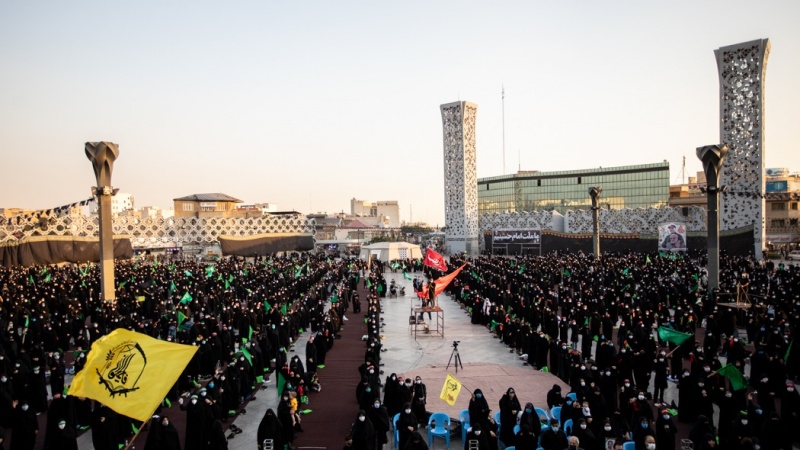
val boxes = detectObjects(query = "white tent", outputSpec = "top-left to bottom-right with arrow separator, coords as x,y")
358,242 -> 423,262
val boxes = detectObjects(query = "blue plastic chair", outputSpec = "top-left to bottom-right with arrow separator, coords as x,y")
563,419 -> 573,437
494,410 -> 502,427
550,406 -> 561,424
623,442 -> 635,450
513,424 -> 520,435
505,447 -> 516,450
566,392 -> 577,402
534,407 -> 550,425
428,412 -> 451,450
459,409 -> 470,443
393,413 -> 400,449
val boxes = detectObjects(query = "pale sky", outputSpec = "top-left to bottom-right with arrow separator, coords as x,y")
1,1 -> 799,226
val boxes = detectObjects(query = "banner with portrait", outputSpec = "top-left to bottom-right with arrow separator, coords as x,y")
658,222 -> 688,252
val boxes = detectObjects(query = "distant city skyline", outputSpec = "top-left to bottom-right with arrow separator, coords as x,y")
1,1 -> 799,226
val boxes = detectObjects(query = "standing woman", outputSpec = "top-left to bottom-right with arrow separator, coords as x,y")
411,376 -> 428,426
257,409 -> 286,450
498,387 -> 521,447
277,392 -> 296,449
469,389 -> 492,435
349,410 -> 376,450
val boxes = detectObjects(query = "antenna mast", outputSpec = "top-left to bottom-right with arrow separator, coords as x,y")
673,156 -> 687,184
502,84 -> 506,175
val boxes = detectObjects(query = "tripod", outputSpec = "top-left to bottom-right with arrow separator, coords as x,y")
446,345 -> 463,373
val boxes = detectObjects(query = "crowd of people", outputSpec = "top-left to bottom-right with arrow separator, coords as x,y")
0,249 -> 798,450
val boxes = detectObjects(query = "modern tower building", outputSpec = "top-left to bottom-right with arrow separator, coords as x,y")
440,101 -> 479,255
715,39 -> 770,259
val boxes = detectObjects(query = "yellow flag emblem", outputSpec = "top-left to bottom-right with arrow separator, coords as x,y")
68,328 -> 197,422
439,373 -> 462,406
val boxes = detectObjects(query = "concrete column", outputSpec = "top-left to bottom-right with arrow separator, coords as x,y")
697,144 -> 728,296
86,142 -> 120,303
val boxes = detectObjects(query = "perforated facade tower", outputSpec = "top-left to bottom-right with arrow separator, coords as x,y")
715,39 -> 770,259
440,101 -> 479,255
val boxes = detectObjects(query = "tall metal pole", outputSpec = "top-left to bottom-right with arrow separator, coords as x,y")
589,187 -> 603,259
697,144 -> 728,296
86,141 -> 119,303
502,84 -> 506,175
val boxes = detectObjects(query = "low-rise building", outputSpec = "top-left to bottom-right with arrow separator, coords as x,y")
173,193 -> 243,218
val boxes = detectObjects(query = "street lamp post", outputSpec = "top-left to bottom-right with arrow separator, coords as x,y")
697,144 -> 728,296
86,141 -> 119,303
589,187 -> 603,260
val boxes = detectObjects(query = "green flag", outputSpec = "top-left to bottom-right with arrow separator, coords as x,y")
180,292 -> 193,305
366,279 -> 372,289
28,275 -> 35,285
177,311 -> 187,327
391,262 -> 400,270
518,264 -> 526,275
295,266 -> 303,278
623,268 -> 630,275
45,273 -> 52,283
330,294 -> 339,303
240,347 -> 253,366
280,304 -> 287,315
184,270 -> 193,277
118,280 -> 127,288
224,280 -> 230,290
205,265 -> 215,278
563,269 -> 571,278
657,326 -> 693,345
404,271 -> 412,280
248,326 -> 254,341
169,281 -> 176,296
785,340 -> 794,363
264,301 -> 271,312
276,371 -> 287,394
645,255 -> 651,265
217,273 -> 223,281
470,270 -> 481,281
377,284 -> 384,293
168,263 -> 176,272
718,364 -> 749,391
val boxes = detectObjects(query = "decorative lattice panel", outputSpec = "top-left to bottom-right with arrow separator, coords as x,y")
480,211 -> 558,231
564,206 -> 707,234
715,39 -> 770,254
441,101 -> 479,254
0,214 -> 316,248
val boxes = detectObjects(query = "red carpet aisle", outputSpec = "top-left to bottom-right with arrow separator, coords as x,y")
294,282 -> 371,448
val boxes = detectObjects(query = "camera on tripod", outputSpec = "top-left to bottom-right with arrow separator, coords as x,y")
452,340 -> 460,348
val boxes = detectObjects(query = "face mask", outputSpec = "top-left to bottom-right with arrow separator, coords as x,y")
646,444 -> 656,450
788,388 -> 795,392
741,419 -> 748,425
725,393 -> 732,398
358,416 -> 365,422
191,399 -> 198,404
604,426 -> 612,432
416,380 -> 421,384
369,370 -> 374,374
208,383 -> 214,389
21,405 -> 29,411
0,377 -> 6,383
697,383 -> 704,388
54,355 -> 60,360
580,382 -> 586,386
641,423 -> 648,429
755,409 -> 762,415
474,430 -> 481,436
658,358 -> 664,362
374,403 -> 380,408
406,383 -> 412,387
605,371 -> 611,376
162,421 -> 169,426
704,367 -> 711,373
476,393 -> 482,399
405,409 -> 411,414
391,376 -> 396,381
365,388 -> 371,393
566,400 -> 573,406
525,408 -> 532,413
624,383 -> 630,388
580,365 -> 586,370
662,414 -> 670,420
552,427 -> 560,432
580,424 -> 587,430
638,395 -> 645,400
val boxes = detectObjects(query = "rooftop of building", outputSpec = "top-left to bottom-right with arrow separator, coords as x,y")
478,161 -> 669,183
173,193 -> 243,203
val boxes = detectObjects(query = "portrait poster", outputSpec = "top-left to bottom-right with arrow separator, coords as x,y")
658,222 -> 688,252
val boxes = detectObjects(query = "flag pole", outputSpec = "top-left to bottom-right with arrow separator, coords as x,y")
123,417 -> 151,450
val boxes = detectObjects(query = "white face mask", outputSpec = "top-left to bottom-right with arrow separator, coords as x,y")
474,430 -> 481,436
604,426 -> 612,432
405,409 -> 411,414
552,427 -> 560,432
358,416 -> 365,422
58,423 -> 66,430
21,405 -> 29,411
580,424 -> 587,429
638,395 -> 645,400
191,399 -> 198,405
741,419 -> 748,425
646,444 -> 656,450
662,414 -> 669,420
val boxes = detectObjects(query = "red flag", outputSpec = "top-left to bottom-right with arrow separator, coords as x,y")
424,248 -> 448,272
432,263 -> 467,297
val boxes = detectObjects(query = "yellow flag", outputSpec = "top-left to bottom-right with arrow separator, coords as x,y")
439,373 -> 462,406
68,328 -> 197,422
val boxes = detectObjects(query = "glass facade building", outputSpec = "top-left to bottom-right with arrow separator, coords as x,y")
478,162 -> 670,216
